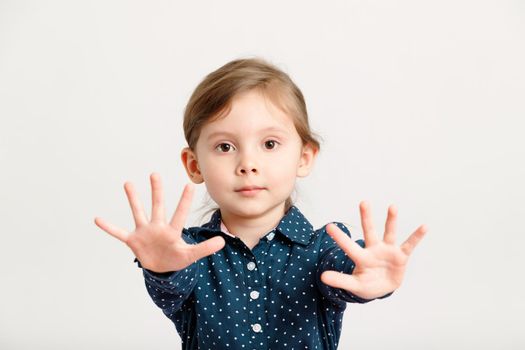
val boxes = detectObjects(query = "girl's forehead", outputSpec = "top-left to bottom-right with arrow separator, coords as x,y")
203,116 -> 292,134
201,90 -> 297,136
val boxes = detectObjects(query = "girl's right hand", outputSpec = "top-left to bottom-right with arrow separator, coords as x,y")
94,173 -> 225,273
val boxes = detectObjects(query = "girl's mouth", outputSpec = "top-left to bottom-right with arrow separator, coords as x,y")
235,187 -> 265,196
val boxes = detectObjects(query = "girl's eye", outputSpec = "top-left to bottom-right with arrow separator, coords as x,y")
264,140 -> 279,150
216,143 -> 235,153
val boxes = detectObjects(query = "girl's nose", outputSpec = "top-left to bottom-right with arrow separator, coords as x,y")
236,153 -> 259,175
238,166 -> 258,175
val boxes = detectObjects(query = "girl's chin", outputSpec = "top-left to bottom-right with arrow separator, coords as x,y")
221,202 -> 285,218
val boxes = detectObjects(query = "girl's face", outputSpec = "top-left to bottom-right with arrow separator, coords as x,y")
182,89 -> 317,220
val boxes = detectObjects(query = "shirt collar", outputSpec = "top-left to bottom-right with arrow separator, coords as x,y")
219,221 -> 236,237
202,205 -> 314,246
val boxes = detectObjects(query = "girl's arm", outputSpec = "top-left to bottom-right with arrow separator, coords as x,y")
134,229 -> 199,316
94,173 -> 225,313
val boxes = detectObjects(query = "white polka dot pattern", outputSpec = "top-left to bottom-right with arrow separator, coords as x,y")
135,206 -> 391,349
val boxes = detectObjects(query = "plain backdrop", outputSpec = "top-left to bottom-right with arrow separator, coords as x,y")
1,1 -> 524,349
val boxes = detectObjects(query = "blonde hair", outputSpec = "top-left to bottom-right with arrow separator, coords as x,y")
183,57 -> 322,222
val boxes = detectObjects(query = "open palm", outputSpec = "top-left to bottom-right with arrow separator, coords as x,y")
94,173 -> 225,273
320,202 -> 428,300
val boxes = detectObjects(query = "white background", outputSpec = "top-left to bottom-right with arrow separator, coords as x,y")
1,1 -> 524,349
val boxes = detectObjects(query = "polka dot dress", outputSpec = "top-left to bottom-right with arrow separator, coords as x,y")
135,206 -> 391,349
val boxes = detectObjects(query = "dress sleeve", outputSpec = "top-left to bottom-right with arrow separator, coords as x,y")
316,222 -> 393,307
134,228 -> 199,316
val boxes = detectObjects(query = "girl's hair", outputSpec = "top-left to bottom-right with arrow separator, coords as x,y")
182,57 -> 322,222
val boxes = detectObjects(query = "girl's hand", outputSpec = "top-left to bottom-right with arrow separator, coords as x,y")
320,201 -> 428,300
94,173 -> 225,273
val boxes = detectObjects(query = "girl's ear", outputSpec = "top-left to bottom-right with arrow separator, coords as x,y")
181,147 -> 204,184
297,144 -> 318,178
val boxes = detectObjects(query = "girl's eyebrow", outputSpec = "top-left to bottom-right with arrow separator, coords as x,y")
207,126 -> 289,139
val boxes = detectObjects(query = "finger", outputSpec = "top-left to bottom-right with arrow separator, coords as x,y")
326,223 -> 366,265
94,217 -> 130,243
188,236 -> 226,262
320,270 -> 362,294
124,182 -> 148,227
383,204 -> 397,245
169,183 -> 195,233
360,201 -> 379,246
400,224 -> 428,256
150,173 -> 166,222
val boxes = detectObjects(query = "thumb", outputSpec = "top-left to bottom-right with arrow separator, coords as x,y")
321,270 -> 361,293
189,236 -> 226,262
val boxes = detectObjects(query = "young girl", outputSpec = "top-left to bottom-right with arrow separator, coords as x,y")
94,58 -> 427,349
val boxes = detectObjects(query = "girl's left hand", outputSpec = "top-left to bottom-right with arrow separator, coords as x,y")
320,201 -> 428,300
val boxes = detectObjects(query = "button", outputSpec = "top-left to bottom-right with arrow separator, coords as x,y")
251,323 -> 262,333
266,231 -> 275,241
250,291 -> 260,300
247,262 -> 256,271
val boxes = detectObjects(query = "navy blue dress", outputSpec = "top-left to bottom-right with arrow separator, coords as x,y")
135,205 -> 392,349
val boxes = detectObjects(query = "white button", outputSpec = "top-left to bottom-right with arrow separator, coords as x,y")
251,323 -> 262,333
267,231 -> 275,241
247,262 -> 256,271
250,291 -> 260,300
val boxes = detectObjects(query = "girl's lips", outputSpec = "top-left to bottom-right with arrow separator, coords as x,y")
235,188 -> 265,197
235,186 -> 265,191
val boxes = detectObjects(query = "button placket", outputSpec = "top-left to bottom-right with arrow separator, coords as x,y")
244,258 -> 265,342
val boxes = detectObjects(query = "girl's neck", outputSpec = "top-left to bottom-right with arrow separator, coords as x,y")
219,202 -> 287,249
